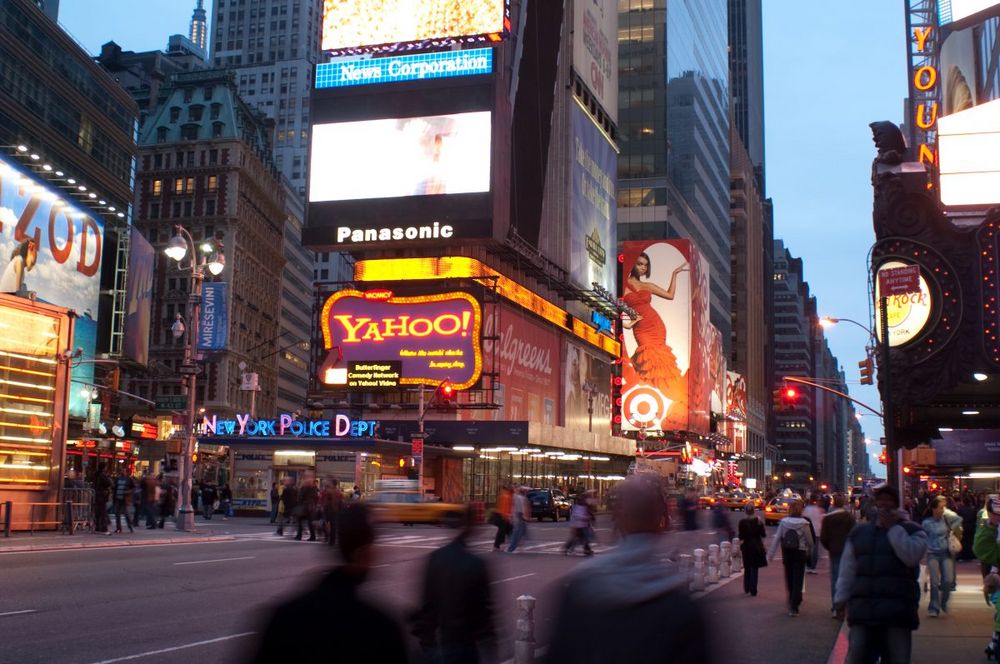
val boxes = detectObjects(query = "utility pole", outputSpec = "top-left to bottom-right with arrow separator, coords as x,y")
880,294 -> 898,488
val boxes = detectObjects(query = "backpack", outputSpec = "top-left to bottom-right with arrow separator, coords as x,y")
780,524 -> 800,550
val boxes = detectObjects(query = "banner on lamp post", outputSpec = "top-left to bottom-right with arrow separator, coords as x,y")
198,282 -> 229,350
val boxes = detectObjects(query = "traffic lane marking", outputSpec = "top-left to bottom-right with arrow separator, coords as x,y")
173,556 -> 256,566
84,631 -> 256,664
0,609 -> 37,617
491,573 -> 536,585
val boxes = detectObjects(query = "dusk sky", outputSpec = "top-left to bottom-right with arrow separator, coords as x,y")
58,0 -> 904,474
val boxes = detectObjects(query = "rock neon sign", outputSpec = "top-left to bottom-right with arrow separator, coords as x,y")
320,289 -> 483,389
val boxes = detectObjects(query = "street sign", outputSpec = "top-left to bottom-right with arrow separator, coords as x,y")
178,364 -> 201,375
877,264 -> 920,297
411,438 -> 424,457
156,396 -> 188,411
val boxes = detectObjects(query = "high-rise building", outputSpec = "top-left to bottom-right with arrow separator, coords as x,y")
618,0 -> 732,354
813,338 -> 848,489
728,0 -> 765,190
30,0 -> 56,21
190,0 -> 208,55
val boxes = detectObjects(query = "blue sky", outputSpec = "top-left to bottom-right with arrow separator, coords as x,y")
59,0 -> 903,476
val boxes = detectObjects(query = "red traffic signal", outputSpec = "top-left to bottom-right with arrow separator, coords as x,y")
859,356 -> 874,385
435,380 -> 456,406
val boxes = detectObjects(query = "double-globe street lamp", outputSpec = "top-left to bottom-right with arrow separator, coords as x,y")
163,225 -> 224,531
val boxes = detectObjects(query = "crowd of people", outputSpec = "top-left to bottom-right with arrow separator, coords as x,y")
271,475 -> 362,543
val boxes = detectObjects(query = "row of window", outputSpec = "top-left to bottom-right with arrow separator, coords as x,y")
155,122 -> 228,143
151,175 -> 219,196
148,198 -> 218,219
168,103 -> 222,123
149,149 -> 226,170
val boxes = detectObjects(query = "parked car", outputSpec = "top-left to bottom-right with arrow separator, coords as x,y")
527,488 -> 572,521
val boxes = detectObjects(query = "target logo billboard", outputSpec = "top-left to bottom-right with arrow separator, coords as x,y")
621,384 -> 674,430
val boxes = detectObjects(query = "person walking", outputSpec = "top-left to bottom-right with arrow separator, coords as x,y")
277,479 -> 297,536
219,483 -> 233,519
820,493 -> 856,619
834,485 -> 928,663
563,491 -> 595,556
738,503 -> 767,596
200,482 -> 217,520
322,480 -> 343,546
545,474 -> 709,663
158,476 -> 176,529
250,504 -> 407,662
412,507 -> 496,663
679,487 -> 700,531
130,475 -> 143,528
921,494 -> 963,616
141,471 -> 158,529
491,483 -> 513,551
93,463 -> 112,534
506,486 -> 530,553
767,499 -> 814,616
269,483 -> 280,524
296,478 -> 319,541
113,470 -> 134,534
803,495 -> 825,575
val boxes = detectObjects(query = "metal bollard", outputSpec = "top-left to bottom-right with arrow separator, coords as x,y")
692,548 -> 706,591
64,500 -> 74,535
514,594 -> 536,664
3,501 -> 11,537
719,541 -> 732,578
731,537 -> 743,572
707,544 -> 719,584
679,553 -> 693,591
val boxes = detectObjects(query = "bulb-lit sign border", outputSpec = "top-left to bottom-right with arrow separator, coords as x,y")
320,289 -> 483,390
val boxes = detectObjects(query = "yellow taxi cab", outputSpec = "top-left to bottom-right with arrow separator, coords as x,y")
763,495 -> 801,525
722,491 -> 751,510
698,492 -> 726,509
366,480 -> 465,525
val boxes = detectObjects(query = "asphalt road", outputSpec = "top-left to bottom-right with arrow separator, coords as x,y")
0,511 -> 841,664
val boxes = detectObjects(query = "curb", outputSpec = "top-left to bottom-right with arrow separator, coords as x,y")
0,535 -> 236,553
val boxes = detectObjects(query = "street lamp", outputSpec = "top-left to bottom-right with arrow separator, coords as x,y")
163,225 -> 225,531
819,316 -> 875,338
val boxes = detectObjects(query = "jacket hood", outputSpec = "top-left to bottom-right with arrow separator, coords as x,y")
566,533 -> 687,608
781,516 -> 810,529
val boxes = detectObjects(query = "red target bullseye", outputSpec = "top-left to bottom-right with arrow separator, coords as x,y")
621,384 -> 672,428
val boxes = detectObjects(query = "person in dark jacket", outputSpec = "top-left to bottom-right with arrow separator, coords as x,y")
412,507 -> 496,663
200,483 -> 217,520
158,477 -> 176,528
250,504 -> 407,663
276,480 -> 297,536
296,478 -> 319,541
113,470 -> 134,534
269,483 -> 279,523
545,475 -> 710,664
93,464 -> 112,534
834,485 -> 928,663
738,504 -> 767,596
820,493 -> 856,619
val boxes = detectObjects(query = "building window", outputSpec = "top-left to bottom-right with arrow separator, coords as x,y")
152,179 -> 162,196
209,149 -> 218,164
185,177 -> 195,194
183,89 -> 193,103
172,201 -> 181,217
210,103 -> 222,120
212,122 -> 225,138
207,175 -> 218,192
189,105 -> 204,121
154,153 -> 163,168
205,199 -> 216,215
183,201 -> 193,217
156,127 -> 168,143
203,86 -> 214,101
169,107 -> 181,122
174,178 -> 184,194
150,202 -> 160,219
181,125 -> 198,140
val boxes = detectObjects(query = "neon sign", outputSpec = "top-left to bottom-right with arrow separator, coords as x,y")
201,413 -> 379,438
315,48 -> 493,89
320,289 -> 483,389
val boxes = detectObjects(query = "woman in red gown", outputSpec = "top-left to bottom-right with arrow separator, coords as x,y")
622,252 -> 689,429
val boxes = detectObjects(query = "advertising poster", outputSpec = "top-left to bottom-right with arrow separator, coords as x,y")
122,227 -> 154,365
310,112 -> 492,203
572,0 -> 618,123
726,371 -> 748,454
197,282 -> 229,350
320,289 -> 483,389
0,155 -> 103,418
619,239 -> 710,434
708,325 -> 726,417
569,102 -> 617,296
463,305 -> 558,424
563,341 -> 612,432
321,0 -> 508,53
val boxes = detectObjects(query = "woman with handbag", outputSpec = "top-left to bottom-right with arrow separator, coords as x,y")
921,494 -> 964,616
738,503 -> 767,596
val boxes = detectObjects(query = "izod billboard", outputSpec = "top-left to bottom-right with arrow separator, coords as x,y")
319,289 -> 483,389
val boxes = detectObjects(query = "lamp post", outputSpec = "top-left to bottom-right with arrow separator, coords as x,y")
163,225 -> 224,531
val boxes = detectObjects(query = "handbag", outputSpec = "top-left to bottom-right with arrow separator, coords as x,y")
948,526 -> 962,556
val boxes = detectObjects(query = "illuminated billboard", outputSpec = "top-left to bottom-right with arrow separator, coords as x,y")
564,342 -> 611,431
315,48 -> 493,89
321,0 -> 509,55
0,155 -> 103,418
619,240 -> 710,434
572,0 -> 618,123
569,102 -> 616,296
319,289 -> 482,389
122,227 -> 154,366
874,261 -> 933,347
309,111 -> 491,203
938,0 -> 1000,26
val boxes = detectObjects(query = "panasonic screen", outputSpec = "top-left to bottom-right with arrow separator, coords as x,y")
309,111 -> 492,203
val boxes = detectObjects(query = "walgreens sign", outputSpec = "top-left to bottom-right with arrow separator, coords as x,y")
319,289 -> 483,389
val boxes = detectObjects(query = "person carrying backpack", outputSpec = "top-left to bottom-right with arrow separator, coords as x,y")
767,499 -> 814,616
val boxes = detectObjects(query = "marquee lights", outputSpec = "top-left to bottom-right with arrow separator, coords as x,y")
353,257 -> 621,357
908,20 -> 940,168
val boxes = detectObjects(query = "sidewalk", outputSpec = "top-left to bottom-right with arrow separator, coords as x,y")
0,515 -> 278,553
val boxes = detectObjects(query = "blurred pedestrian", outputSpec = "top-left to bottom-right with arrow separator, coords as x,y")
679,487 -> 699,531
738,503 -> 767,596
131,475 -> 143,527
506,486 -> 530,553
158,476 -> 176,528
219,483 -> 233,520
545,475 -> 710,663
352,484 -> 362,501
834,485 -> 928,663
974,495 -> 1000,574
296,478 -> 319,541
113,469 -> 134,534
921,494 -> 963,616
201,482 -> 217,520
412,507 -> 496,664
563,491 -> 594,556
141,471 -> 158,529
250,504 -> 407,662
803,495 -> 825,575
93,463 -> 112,534
276,479 -> 297,536
767,499 -> 814,616
983,572 -> 1000,660
711,501 -> 734,541
959,496 -> 979,561
491,483 -> 513,551
820,493 -> 855,619
269,483 -> 279,523
322,480 -> 343,546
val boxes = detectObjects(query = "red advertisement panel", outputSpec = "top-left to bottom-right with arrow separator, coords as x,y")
619,240 -> 710,434
319,289 -> 482,388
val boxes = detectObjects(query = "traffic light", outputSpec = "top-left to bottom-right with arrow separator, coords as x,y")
434,380 -> 456,408
680,442 -> 692,464
859,356 -> 874,385
780,385 -> 800,409
878,449 -> 888,464
772,389 -> 784,411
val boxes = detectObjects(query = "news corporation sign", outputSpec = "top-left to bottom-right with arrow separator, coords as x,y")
315,48 -> 493,89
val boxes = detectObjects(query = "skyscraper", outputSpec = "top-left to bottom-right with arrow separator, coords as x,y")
190,0 -> 208,55
618,0 -> 732,353
728,0 -> 765,190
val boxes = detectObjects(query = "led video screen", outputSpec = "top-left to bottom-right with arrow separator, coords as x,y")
938,0 -> 1000,26
321,0 -> 508,54
309,111 -> 492,203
